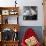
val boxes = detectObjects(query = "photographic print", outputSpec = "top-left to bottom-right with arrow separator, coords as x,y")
2,16 -> 17,24
23,6 -> 37,20
2,10 -> 9,15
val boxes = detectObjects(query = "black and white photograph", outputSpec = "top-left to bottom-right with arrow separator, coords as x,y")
23,6 -> 37,20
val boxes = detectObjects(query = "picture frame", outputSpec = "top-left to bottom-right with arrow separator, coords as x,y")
8,16 -> 17,24
2,10 -> 9,15
1,28 -> 18,41
1,28 -> 13,41
2,16 -> 18,24
23,6 -> 37,20
9,10 -> 18,15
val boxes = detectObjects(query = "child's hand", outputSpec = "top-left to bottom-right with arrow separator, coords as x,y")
25,36 -> 38,46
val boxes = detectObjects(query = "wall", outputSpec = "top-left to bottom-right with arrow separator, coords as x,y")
0,0 -> 44,26
0,0 -> 15,7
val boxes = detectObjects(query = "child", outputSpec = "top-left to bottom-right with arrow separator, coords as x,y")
21,28 -> 41,46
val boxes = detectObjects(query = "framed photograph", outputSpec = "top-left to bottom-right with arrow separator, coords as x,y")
9,10 -> 15,15
2,10 -> 9,15
1,28 -> 18,41
9,10 -> 18,15
1,28 -> 13,41
2,16 -> 17,24
2,16 -> 8,24
8,16 -> 17,24
23,6 -> 37,20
